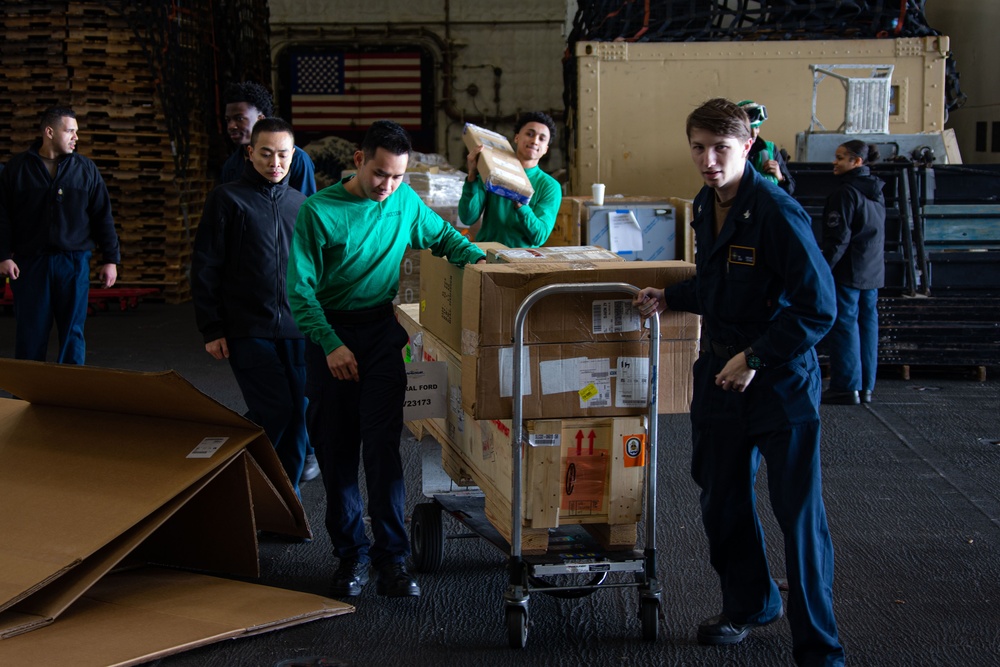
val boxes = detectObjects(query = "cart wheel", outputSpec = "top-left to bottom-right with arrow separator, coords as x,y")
505,605 -> 528,649
410,502 -> 444,573
640,598 -> 659,642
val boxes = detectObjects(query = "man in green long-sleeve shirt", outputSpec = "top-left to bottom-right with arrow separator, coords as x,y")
459,111 -> 562,247
287,120 -> 486,599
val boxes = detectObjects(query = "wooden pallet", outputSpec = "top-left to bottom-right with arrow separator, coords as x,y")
880,364 -> 989,382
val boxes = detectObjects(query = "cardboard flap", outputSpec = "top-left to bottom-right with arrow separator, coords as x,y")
245,450 -> 311,537
0,567 -> 353,667
0,402 -> 258,588
0,458 -> 229,638
0,360 -> 311,640
0,359 -> 253,429
132,452 -> 261,578
246,434 -> 311,536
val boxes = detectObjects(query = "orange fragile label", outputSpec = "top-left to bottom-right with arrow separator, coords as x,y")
623,434 -> 646,467
561,452 -> 607,514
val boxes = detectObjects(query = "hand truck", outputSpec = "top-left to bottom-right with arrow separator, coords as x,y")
409,282 -> 662,648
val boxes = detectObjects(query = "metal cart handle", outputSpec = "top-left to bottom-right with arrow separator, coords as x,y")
510,282 -> 660,560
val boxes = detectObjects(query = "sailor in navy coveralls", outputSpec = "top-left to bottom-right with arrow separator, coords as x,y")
635,98 -> 844,666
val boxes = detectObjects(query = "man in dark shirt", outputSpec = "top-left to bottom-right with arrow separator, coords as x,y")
634,98 -> 843,666
192,117 -> 310,496
219,81 -> 317,197
0,106 -> 120,364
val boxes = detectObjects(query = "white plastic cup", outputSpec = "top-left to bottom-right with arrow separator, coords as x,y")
592,183 -> 606,206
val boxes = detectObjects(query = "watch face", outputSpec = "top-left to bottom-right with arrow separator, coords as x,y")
746,350 -> 763,370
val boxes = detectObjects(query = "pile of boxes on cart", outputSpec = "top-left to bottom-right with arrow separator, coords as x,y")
399,238 -> 701,554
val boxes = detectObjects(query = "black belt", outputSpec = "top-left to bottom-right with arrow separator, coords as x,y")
324,301 -> 395,326
705,339 -> 745,359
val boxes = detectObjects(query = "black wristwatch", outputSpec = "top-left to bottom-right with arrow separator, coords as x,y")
744,347 -> 764,370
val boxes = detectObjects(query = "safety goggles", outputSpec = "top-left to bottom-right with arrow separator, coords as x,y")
744,104 -> 768,127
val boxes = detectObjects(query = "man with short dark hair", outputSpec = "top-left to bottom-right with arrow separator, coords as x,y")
459,110 -> 562,247
0,106 -> 120,364
220,82 -> 321,482
220,81 -> 317,197
288,120 -> 486,598
192,117 -> 310,496
634,98 -> 844,666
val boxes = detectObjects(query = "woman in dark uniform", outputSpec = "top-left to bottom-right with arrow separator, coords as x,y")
820,140 -> 886,405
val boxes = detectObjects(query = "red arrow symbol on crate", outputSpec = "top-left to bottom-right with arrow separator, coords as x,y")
588,430 -> 595,455
575,430 -> 583,455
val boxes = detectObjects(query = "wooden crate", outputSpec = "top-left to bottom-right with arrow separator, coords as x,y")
436,411 -> 645,554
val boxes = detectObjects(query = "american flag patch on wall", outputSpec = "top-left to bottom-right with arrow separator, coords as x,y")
290,51 -> 424,132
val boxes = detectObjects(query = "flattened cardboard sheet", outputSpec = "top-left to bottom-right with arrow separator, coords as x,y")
0,567 -> 352,667
0,360 -> 310,639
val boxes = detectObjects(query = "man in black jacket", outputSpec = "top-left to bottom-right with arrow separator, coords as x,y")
192,117 -> 310,494
0,106 -> 120,364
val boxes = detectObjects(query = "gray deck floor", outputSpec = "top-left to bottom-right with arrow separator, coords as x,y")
3,301 -> 998,667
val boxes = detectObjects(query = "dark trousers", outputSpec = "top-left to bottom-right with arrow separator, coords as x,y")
827,284 -> 879,393
11,251 -> 90,364
228,337 -> 308,495
305,311 -> 409,567
691,356 -> 844,667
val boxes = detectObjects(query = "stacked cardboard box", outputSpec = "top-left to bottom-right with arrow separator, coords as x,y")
399,304 -> 648,553
405,253 -> 700,553
457,261 -> 699,420
418,242 -> 507,352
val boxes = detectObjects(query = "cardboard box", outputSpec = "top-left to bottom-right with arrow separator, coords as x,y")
460,261 -> 701,350
398,303 -> 465,446
418,242 -> 506,352
462,123 -> 534,205
0,359 -> 344,653
487,245 -> 625,264
462,337 -> 697,420
396,204 -> 472,307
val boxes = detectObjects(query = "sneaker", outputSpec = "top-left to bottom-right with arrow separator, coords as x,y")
301,453 -> 320,482
330,558 -> 369,597
374,562 -> 421,598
